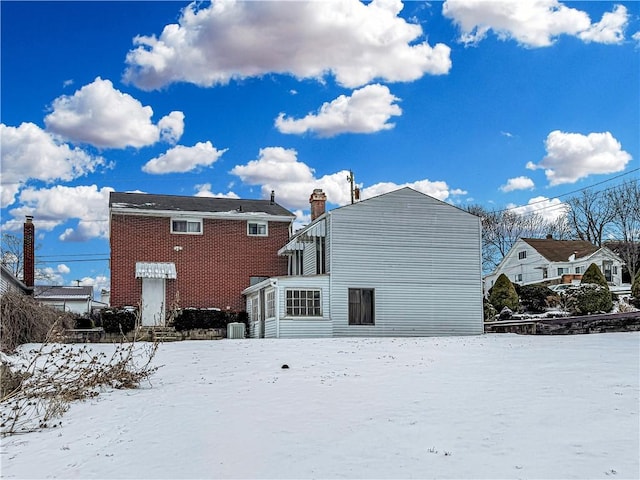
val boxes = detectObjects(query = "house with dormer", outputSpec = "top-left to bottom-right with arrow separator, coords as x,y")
109,192 -> 295,326
242,187 -> 484,338
483,236 -> 624,294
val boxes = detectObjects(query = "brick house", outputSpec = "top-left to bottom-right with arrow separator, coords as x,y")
109,192 -> 295,325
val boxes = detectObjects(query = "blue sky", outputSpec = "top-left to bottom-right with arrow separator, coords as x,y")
1,0 -> 639,292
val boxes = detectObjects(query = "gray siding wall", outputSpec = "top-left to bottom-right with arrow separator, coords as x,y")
302,242 -> 316,276
329,188 -> 483,337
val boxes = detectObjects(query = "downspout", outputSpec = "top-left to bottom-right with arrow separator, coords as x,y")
272,278 -> 280,338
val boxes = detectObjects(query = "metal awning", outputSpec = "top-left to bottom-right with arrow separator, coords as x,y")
135,262 -> 177,279
278,219 -> 326,255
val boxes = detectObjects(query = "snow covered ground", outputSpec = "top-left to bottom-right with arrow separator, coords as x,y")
1,333 -> 638,479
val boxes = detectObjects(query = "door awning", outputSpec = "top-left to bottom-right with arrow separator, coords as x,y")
135,262 -> 177,279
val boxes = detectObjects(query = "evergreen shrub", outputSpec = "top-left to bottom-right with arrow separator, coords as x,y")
581,263 -> 609,288
101,308 -> 137,334
488,274 -> 519,312
518,284 -> 555,313
632,270 -> 640,307
564,284 -> 613,315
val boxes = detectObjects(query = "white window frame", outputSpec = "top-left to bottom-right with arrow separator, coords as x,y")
518,251 -> 527,260
247,221 -> 268,237
266,289 -> 275,318
171,218 -> 203,235
285,289 -> 322,317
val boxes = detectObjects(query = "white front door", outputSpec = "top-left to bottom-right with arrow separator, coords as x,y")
141,278 -> 165,326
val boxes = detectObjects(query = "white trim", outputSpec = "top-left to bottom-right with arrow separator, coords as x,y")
111,207 -> 293,223
171,217 -> 203,235
247,220 -> 268,237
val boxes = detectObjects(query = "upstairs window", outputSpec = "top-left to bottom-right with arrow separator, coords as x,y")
248,221 -> 268,236
171,218 -> 202,234
518,251 -> 527,260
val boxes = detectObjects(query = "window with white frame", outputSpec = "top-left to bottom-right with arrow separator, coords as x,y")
518,251 -> 527,260
266,290 -> 275,318
557,267 -> 568,276
516,274 -> 523,282
575,266 -> 583,274
250,297 -> 259,322
247,221 -> 268,236
285,289 -> 321,316
171,218 -> 202,234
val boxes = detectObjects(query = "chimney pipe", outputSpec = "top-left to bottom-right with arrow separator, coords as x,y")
309,189 -> 327,221
270,190 -> 275,205
23,216 -> 35,288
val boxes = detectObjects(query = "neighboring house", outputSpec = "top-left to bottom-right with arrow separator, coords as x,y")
243,187 -> 484,338
34,285 -> 93,314
483,237 -> 625,293
109,192 -> 295,326
0,264 -> 32,296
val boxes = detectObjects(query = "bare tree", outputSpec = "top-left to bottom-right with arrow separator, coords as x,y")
604,180 -> 640,281
466,206 -> 556,273
1,233 -> 24,278
565,188 -> 616,246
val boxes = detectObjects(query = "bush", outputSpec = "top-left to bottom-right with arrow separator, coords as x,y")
74,316 -> 94,329
518,284 -> 555,313
0,292 -> 75,353
483,297 -> 497,322
100,308 -> 137,334
581,263 -> 609,288
564,284 -> 613,315
631,270 -> 640,307
172,309 -> 227,330
488,274 -> 519,312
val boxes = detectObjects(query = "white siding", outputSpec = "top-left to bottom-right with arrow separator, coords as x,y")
277,276 -> 331,338
328,188 -> 483,337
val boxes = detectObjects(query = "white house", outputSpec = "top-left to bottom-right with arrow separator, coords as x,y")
0,264 -> 32,296
483,237 -> 625,293
34,285 -> 94,315
243,187 -> 484,338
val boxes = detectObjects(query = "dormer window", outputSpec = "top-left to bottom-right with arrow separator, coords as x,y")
171,218 -> 202,234
248,221 -> 268,236
518,251 -> 527,260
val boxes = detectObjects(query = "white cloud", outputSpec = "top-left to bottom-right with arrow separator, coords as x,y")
194,183 -> 240,199
3,185 -> 113,241
158,111 -> 185,144
527,131 -> 632,186
79,275 -> 110,298
142,141 -> 227,174
231,147 -> 461,211
578,5 -> 628,44
37,267 -> 64,285
500,176 -> 535,192
275,84 -> 402,137
507,196 -> 568,222
442,0 -> 628,47
57,264 -> 71,275
0,122 -> 105,207
633,31 -> 640,48
124,0 -> 451,90
44,77 -> 184,148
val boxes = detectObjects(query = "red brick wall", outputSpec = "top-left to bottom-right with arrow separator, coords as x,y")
110,215 -> 290,312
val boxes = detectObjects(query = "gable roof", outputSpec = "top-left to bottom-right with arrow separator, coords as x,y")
34,285 -> 93,300
521,238 -> 600,262
109,192 -> 295,218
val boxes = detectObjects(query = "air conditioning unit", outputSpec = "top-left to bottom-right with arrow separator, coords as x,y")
227,322 -> 245,339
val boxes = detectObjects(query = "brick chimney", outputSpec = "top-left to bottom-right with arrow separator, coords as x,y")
23,216 -> 35,288
309,189 -> 327,221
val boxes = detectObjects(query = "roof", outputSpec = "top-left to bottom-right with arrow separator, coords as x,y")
34,285 -> 93,300
521,238 -> 600,262
109,192 -> 295,218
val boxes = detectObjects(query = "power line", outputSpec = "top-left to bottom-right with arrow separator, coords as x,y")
37,258 -> 109,264
493,168 -> 639,215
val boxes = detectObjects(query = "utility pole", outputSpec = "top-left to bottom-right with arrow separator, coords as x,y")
347,170 -> 355,204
